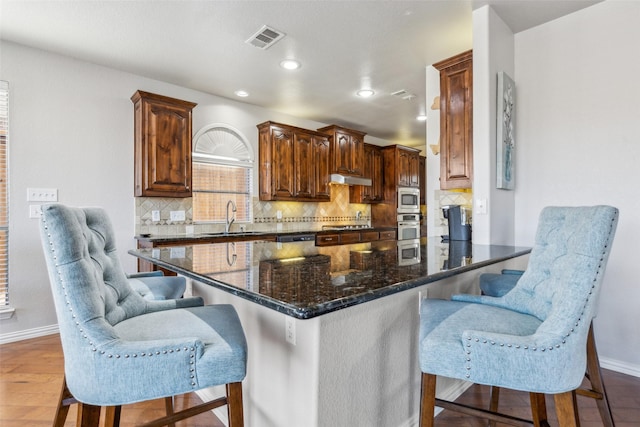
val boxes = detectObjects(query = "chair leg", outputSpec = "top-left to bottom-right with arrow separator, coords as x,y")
529,392 -> 548,427
227,382 -> 244,427
164,396 -> 176,427
103,406 -> 122,427
488,386 -> 500,427
554,391 -> 580,427
53,377 -> 76,427
420,373 -> 437,427
76,402 -> 102,427
578,324 -> 616,427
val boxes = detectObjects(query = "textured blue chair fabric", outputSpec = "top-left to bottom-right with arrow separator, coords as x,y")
420,206 -> 618,395
127,271 -> 187,300
39,204 -> 248,407
478,269 -> 523,297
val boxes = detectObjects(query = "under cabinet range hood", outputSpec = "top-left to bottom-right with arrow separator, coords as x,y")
329,174 -> 372,186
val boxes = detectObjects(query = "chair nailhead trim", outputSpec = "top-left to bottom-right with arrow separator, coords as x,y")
42,214 -> 201,389
463,211 -> 617,380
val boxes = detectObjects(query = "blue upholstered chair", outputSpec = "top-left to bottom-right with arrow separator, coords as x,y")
478,269 -> 616,427
40,204 -> 247,427
419,206 -> 619,427
127,270 -> 187,300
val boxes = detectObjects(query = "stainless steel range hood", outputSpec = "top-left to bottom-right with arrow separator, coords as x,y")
329,174 -> 372,186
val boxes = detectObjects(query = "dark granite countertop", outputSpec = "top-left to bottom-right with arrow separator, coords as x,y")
128,238 -> 530,319
135,227 -> 397,244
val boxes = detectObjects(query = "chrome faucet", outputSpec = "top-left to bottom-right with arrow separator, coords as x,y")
225,200 -> 237,234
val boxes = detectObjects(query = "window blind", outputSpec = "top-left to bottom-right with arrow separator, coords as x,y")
192,162 -> 252,223
0,81 -> 9,306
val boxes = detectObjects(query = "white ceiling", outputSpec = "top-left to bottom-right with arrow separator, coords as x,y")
0,0 -> 600,147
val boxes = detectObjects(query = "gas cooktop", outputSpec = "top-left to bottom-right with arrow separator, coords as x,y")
321,225 -> 373,231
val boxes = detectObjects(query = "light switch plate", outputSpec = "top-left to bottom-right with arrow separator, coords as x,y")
27,188 -> 58,202
151,210 -> 160,222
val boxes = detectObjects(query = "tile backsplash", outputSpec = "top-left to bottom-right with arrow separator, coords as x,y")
135,184 -> 371,236
432,189 -> 473,238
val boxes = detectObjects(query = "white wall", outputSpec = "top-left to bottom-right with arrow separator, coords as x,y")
513,2 -> 640,372
472,6 -> 516,245
0,41 -> 389,340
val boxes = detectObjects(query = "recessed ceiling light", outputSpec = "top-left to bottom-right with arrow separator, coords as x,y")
356,89 -> 375,98
234,90 -> 249,97
416,114 -> 427,121
280,59 -> 301,70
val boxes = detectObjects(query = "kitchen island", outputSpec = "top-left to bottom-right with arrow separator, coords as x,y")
129,238 -> 530,427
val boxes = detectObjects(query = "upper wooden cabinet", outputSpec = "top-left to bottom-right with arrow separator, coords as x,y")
350,143 -> 384,203
258,121 -> 331,202
132,90 -> 197,197
382,145 -> 420,190
317,125 -> 366,177
434,50 -> 473,190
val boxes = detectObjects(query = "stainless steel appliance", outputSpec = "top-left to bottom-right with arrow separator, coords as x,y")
397,187 -> 420,213
442,205 -> 472,241
397,238 -> 421,265
397,213 -> 420,241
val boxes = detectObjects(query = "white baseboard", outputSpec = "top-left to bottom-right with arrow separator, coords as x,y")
600,356 -> 640,378
0,324 -> 59,345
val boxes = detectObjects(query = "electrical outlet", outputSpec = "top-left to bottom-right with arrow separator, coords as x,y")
151,210 -> 160,222
170,210 -> 185,221
29,204 -> 43,219
27,188 -> 58,202
285,316 -> 296,345
476,198 -> 487,215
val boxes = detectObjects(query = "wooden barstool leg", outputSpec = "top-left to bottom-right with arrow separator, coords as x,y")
227,382 -> 245,427
529,392 -> 548,427
554,391 -> 580,427
488,386 -> 500,427
164,396 -> 176,427
103,406 -> 122,427
419,373 -> 437,427
53,377 -> 76,427
76,402 -> 102,427
579,324 -> 616,427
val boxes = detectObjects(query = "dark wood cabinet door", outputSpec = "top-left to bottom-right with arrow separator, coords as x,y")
294,131 -> 314,199
349,143 -> 384,204
409,152 -> 420,188
272,126 -> 296,199
349,133 -> 365,176
434,50 -> 473,190
333,131 -> 352,175
419,156 -> 426,205
132,91 -> 196,197
313,136 -> 331,200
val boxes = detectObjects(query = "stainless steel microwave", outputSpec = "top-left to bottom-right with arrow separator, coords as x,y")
397,187 -> 420,213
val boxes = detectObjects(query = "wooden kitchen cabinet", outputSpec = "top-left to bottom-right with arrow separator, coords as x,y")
317,125 -> 366,177
258,121 -> 331,202
132,90 -> 197,197
419,155 -> 426,205
434,50 -> 473,190
371,144 -> 421,228
350,143 -> 384,203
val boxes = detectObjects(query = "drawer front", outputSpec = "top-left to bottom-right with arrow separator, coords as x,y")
360,231 -> 380,242
316,234 -> 340,246
340,232 -> 361,244
379,230 -> 397,240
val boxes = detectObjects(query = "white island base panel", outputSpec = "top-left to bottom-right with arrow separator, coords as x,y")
192,255 -> 528,427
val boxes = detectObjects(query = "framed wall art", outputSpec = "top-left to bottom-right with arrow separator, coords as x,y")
497,71 -> 515,190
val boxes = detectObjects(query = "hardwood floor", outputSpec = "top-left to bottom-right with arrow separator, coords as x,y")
1,333 -> 639,426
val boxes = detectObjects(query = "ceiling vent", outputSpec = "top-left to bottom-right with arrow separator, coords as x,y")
391,89 -> 416,101
246,25 -> 286,49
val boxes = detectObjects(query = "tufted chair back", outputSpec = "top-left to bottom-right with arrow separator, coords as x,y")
41,204 -> 147,330
489,206 -> 618,328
